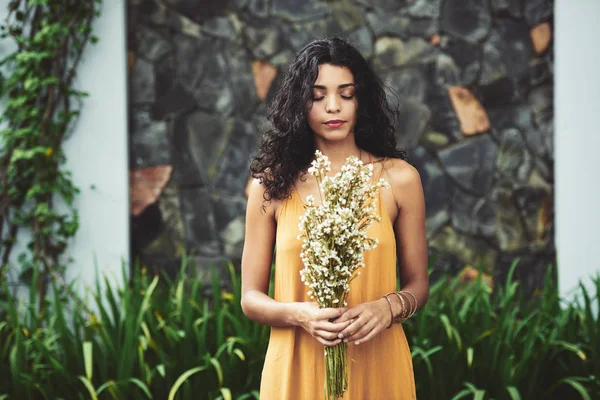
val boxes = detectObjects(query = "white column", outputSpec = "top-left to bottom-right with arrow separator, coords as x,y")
555,0 -> 600,302
60,0 -> 130,296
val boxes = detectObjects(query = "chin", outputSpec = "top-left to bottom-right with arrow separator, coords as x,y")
315,129 -> 353,142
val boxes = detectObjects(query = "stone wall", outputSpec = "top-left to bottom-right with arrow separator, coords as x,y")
127,0 -> 555,292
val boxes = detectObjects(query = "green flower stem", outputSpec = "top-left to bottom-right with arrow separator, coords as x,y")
325,341 -> 348,400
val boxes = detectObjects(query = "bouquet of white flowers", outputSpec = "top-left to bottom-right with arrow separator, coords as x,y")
298,150 -> 390,399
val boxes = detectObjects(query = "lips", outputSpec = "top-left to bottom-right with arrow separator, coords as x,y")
324,120 -> 345,128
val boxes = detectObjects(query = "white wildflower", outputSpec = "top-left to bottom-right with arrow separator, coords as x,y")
298,151 -> 386,309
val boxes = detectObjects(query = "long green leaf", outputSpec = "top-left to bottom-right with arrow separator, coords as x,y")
168,366 -> 208,400
77,376 -> 98,400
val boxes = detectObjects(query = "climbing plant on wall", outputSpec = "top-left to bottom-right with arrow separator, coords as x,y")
0,0 -> 102,307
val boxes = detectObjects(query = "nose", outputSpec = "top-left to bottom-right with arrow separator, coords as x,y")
325,95 -> 341,113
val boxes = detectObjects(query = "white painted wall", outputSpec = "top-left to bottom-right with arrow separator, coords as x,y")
555,0 -> 600,301
0,1 -> 129,299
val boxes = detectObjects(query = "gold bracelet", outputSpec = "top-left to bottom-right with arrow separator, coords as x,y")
394,292 -> 410,323
399,290 -> 418,318
382,294 -> 394,329
391,291 -> 407,323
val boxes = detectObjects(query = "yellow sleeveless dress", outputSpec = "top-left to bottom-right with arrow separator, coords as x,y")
259,175 -> 416,399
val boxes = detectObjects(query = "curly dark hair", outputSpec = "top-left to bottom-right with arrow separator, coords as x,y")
250,36 -> 407,203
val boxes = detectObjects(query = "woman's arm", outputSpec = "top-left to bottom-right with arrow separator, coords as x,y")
390,160 -> 429,313
241,179 -> 350,346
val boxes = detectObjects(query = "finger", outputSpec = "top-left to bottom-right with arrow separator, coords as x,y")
338,318 -> 364,339
314,329 -> 339,341
347,323 -> 375,345
333,307 -> 361,323
315,336 -> 342,347
353,325 -> 381,345
317,307 -> 347,320
314,319 -> 353,332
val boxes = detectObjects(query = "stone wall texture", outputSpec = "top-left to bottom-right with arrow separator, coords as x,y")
127,0 -> 555,293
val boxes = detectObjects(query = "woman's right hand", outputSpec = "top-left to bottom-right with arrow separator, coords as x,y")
294,302 -> 352,346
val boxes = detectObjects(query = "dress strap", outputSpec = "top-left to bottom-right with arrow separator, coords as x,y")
372,157 -> 387,183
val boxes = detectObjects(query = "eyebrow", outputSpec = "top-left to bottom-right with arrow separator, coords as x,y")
311,83 -> 355,90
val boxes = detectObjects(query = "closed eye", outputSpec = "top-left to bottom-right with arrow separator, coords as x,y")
312,95 -> 354,101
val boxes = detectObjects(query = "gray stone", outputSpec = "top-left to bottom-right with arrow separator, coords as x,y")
213,120 -> 257,196
172,33 -> 212,90
355,0 -> 407,12
524,0 -> 553,25
230,0 -> 249,10
222,216 -> 246,260
480,40 -> 508,85
476,77 -> 518,110
283,17 -> 344,51
521,56 -> 553,89
491,182 -> 528,251
434,53 -> 460,87
223,43 -> 260,117
153,55 -> 196,118
130,108 -> 170,168
202,16 -> 238,41
329,1 -> 365,32
491,0 -> 523,18
158,179 -> 186,248
451,190 -> 497,239
382,68 -> 428,103
429,226 -> 497,273
212,196 -> 247,259
131,58 -> 155,105
427,88 -> 462,142
374,37 -> 437,70
272,0 -> 329,22
404,0 -> 441,19
441,0 -> 492,43
163,0 -> 230,23
178,111 -> 235,184
365,10 -> 410,39
489,19 -> 534,79
136,27 -> 173,62
488,104 -> 550,160
438,134 -> 499,196
269,49 -> 294,66
395,101 -> 431,150
247,0 -> 270,18
406,18 -> 438,39
411,147 -> 453,236
348,25 -> 375,59
528,83 -> 553,128
514,184 -> 552,245
420,131 -> 450,149
243,23 -> 283,59
496,128 -> 534,182
443,38 -> 482,85
426,210 -> 450,239
179,188 -> 221,256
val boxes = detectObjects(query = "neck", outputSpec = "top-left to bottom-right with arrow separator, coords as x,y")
314,137 -> 362,173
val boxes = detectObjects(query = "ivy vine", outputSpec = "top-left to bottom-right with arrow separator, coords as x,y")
0,0 -> 102,307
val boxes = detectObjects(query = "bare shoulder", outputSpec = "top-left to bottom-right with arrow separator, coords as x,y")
382,158 -> 422,189
381,158 -> 424,206
246,178 -> 278,219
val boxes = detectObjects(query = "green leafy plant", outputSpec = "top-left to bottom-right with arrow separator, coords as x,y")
0,256 -> 597,399
404,261 -> 600,399
0,0 -> 102,309
0,256 -> 269,399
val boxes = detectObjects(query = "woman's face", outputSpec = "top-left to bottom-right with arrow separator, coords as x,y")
307,63 -> 358,144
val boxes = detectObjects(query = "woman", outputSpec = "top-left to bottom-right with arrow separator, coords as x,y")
241,37 -> 429,399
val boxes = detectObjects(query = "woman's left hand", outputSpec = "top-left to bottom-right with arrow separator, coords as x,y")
333,298 -> 392,345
